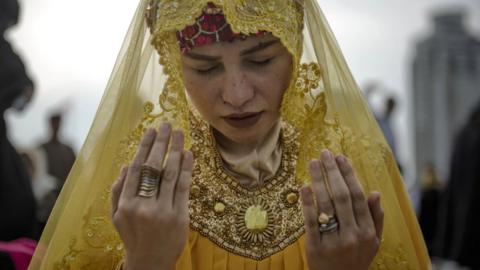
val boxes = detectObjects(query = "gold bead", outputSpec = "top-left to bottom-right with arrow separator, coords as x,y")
191,185 -> 201,197
214,202 -> 225,213
286,192 -> 298,204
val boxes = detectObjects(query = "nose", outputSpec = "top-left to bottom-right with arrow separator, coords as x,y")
222,71 -> 254,108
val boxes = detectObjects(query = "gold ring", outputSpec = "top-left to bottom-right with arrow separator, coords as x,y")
137,165 -> 163,198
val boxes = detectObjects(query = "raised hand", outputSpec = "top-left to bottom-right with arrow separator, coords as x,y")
111,123 -> 194,270
301,149 -> 384,270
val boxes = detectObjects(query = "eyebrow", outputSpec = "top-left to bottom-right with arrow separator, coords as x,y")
184,52 -> 221,61
184,39 -> 279,61
240,39 -> 279,56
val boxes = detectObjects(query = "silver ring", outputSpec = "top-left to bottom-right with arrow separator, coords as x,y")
318,213 -> 339,234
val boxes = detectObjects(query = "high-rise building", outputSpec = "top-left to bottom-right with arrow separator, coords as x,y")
412,10 -> 480,181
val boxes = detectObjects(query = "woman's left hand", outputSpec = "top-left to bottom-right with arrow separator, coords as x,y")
300,149 -> 384,270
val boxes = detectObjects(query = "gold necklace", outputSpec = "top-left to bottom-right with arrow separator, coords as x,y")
188,115 -> 305,260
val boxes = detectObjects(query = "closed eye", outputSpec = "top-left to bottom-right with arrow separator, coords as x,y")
250,58 -> 273,66
195,64 -> 220,74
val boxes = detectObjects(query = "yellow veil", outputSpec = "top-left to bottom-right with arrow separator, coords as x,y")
29,0 -> 430,269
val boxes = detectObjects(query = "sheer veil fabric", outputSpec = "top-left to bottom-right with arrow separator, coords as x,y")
29,0 -> 430,269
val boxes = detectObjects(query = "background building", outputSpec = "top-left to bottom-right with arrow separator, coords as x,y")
412,10 -> 480,182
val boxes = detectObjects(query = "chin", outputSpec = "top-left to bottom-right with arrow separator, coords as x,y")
220,122 -> 272,145
225,130 -> 264,144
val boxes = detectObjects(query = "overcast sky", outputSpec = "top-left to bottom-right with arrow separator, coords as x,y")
5,0 -> 480,183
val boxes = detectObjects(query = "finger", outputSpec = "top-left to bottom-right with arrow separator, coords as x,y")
158,130 -> 184,208
145,123 -> 171,170
111,166 -> 128,217
320,150 -> 356,231
173,151 -> 194,215
336,155 -> 374,229
122,128 -> 156,198
368,192 -> 384,238
311,159 -> 339,241
142,123 -> 172,202
309,159 -> 335,217
300,185 -> 321,247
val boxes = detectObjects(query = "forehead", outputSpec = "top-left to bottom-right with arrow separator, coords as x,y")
186,34 -> 281,56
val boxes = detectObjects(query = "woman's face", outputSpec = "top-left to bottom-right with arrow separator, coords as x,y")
181,34 -> 293,145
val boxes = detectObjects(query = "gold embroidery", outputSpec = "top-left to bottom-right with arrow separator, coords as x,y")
188,115 -> 305,260
116,101 -> 163,165
54,188 -> 124,270
190,185 -> 201,198
372,241 -> 414,270
150,0 -> 304,59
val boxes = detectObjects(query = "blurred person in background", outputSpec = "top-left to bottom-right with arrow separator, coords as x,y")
377,97 -> 399,162
434,100 -> 480,270
20,148 -> 58,237
0,0 -> 19,32
34,113 -> 76,232
364,84 -> 403,173
418,163 -> 443,256
0,0 -> 38,268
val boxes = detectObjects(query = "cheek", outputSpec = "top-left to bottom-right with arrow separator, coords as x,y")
184,73 -> 205,106
183,72 -> 219,117
277,65 -> 293,91
258,61 -> 292,106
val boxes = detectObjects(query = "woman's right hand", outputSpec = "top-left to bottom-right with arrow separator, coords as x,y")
111,123 -> 194,270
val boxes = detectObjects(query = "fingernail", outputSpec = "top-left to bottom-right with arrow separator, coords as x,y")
337,155 -> 346,164
309,159 -> 320,170
321,150 -> 332,162
371,191 -> 381,203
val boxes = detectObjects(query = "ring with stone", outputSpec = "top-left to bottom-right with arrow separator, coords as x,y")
318,212 -> 339,234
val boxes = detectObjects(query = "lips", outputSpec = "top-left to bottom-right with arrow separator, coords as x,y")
223,112 -> 263,129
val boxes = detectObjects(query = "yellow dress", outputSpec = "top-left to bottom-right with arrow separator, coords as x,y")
176,232 -> 308,270
28,0 -> 431,269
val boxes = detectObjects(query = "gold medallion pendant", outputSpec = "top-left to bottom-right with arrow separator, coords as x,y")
237,198 -> 274,244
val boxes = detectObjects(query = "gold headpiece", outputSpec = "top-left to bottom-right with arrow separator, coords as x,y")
146,0 -> 304,58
